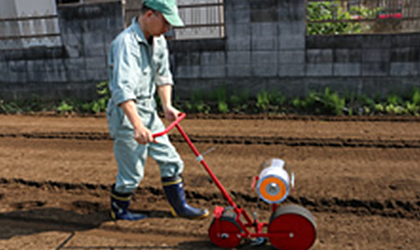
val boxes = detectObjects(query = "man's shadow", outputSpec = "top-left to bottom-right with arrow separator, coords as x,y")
0,199 -> 172,240
0,201 -> 269,249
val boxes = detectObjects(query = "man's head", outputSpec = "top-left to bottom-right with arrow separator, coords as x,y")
143,0 -> 184,27
139,0 -> 184,38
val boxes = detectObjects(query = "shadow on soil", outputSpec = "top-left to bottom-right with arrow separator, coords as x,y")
177,240 -> 276,250
0,207 -> 109,240
53,240 -> 275,250
0,206 -> 173,240
0,208 -> 270,249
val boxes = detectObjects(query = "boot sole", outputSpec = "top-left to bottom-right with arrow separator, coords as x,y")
170,207 -> 210,220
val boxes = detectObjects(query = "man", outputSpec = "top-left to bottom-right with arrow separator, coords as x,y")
106,0 -> 208,221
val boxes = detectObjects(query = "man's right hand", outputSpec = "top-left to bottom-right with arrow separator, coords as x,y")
133,124 -> 154,144
119,100 -> 154,145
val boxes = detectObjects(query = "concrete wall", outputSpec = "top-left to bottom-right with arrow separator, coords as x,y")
170,0 -> 420,100
0,0 -> 61,50
0,0 -> 419,101
0,1 -> 123,101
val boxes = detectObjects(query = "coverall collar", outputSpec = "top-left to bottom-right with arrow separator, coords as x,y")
131,17 -> 150,45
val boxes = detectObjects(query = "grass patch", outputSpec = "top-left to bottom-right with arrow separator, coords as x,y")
1,83 -> 419,117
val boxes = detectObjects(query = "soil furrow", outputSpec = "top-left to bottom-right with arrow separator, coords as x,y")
0,215 -> 208,239
1,178 -> 418,221
1,115 -> 419,249
187,114 -> 420,122
172,135 -> 420,148
1,132 -> 420,148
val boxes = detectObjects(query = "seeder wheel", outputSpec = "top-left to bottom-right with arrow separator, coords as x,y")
208,209 -> 242,249
268,204 -> 317,250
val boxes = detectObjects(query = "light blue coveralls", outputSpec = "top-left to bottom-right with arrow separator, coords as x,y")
106,18 -> 184,194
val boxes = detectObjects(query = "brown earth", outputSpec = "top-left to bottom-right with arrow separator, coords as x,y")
0,114 -> 419,250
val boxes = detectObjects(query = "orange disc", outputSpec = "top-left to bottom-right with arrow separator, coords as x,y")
257,176 -> 288,203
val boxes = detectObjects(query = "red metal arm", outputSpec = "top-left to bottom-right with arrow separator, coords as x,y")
152,113 -> 186,138
151,112 -> 254,225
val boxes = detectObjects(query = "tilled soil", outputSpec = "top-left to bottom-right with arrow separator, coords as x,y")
0,114 -> 419,250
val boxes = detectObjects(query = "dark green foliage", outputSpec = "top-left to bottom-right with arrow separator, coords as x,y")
307,1 -> 379,35
1,83 -> 419,116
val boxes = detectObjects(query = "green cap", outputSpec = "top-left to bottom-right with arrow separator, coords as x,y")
143,0 -> 185,27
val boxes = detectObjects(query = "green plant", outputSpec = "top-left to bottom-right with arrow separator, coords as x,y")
292,98 -> 302,109
183,101 -> 193,112
406,102 -> 419,115
3,84 -> 420,117
326,89 -> 346,115
210,87 -> 227,103
307,1 -> 377,35
69,81 -> 111,114
291,93 -> 317,114
412,88 -> 420,105
352,95 -> 376,115
269,92 -> 286,106
292,88 -> 346,115
92,81 -> 111,113
57,101 -> 74,113
210,87 -> 230,113
385,103 -> 404,115
229,91 -> 249,113
375,103 -> 384,112
195,101 -> 211,114
386,94 -> 403,106
218,101 -> 229,114
256,90 -> 270,112
0,100 -> 20,114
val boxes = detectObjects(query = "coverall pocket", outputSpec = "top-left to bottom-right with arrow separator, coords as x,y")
135,67 -> 152,99
106,106 -> 117,139
107,105 -> 132,138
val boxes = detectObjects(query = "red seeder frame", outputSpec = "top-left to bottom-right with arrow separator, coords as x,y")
153,113 -> 285,239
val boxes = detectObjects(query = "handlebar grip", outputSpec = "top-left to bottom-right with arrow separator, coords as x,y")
152,113 -> 186,138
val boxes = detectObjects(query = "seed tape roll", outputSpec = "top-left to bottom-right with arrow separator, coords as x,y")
256,158 -> 292,204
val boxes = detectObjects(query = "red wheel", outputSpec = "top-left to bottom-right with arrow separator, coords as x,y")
208,210 -> 242,248
268,204 -> 317,250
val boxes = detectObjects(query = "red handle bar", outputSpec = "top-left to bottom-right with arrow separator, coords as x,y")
151,112 -> 252,224
152,113 -> 186,138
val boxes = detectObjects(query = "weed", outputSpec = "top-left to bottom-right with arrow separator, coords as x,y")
1,84 -> 420,117
256,90 -> 270,112
218,101 -> 229,114
412,88 -> 420,105
386,94 -> 403,106
195,101 -> 211,114
57,101 -> 74,113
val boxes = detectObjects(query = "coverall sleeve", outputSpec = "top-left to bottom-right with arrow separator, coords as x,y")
109,36 -> 139,106
154,37 -> 174,86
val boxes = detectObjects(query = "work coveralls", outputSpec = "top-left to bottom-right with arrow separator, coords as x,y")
106,18 -> 184,194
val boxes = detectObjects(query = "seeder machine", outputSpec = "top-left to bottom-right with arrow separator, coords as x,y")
153,113 -> 317,250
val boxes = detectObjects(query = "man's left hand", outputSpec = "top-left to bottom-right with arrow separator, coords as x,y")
163,106 -> 180,122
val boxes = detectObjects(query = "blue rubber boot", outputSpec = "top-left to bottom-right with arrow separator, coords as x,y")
110,187 -> 147,221
162,175 -> 209,220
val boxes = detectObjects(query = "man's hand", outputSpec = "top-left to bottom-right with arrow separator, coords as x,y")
157,84 -> 180,121
163,105 -> 181,122
133,124 -> 154,144
119,100 -> 154,145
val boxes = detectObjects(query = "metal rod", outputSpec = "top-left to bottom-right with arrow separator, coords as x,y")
0,33 -> 61,41
175,124 -> 254,225
307,17 -> 420,24
0,15 -> 58,22
127,3 -> 222,13
174,23 -> 224,29
178,3 -> 223,9
152,114 -> 254,225
175,123 -> 237,207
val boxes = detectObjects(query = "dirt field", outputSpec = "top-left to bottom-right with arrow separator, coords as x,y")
0,114 -> 419,250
